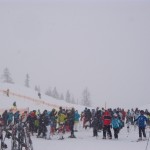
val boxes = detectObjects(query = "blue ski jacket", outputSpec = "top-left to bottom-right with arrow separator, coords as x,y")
135,115 -> 147,128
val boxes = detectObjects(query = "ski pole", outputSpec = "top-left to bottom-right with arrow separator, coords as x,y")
145,131 -> 150,150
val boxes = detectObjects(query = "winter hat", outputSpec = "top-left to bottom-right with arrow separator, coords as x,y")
140,110 -> 144,114
113,113 -> 118,117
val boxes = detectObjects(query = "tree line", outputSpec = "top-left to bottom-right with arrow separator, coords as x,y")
0,67 -> 92,107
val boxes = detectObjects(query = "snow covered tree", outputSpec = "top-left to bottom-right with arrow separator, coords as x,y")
45,87 -> 52,97
1,67 -> 14,84
60,93 -> 64,100
81,88 -> 91,107
52,87 -> 59,99
35,85 -> 38,92
35,85 -> 40,92
25,73 -> 30,87
71,96 -> 75,104
65,90 -> 71,103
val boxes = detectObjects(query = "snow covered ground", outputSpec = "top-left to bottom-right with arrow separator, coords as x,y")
29,127 -> 149,150
4,125 -> 150,150
0,83 -> 150,150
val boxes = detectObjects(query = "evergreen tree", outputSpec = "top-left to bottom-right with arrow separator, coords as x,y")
1,67 -> 14,84
35,85 -> 38,92
71,96 -> 75,104
45,87 -> 52,96
35,85 -> 40,92
60,93 -> 64,100
65,90 -> 71,103
52,87 -> 59,99
25,73 -> 30,87
81,88 -> 91,106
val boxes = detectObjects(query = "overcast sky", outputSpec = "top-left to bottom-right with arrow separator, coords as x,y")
0,0 -> 150,109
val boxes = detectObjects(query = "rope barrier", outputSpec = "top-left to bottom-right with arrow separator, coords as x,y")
0,89 -> 72,111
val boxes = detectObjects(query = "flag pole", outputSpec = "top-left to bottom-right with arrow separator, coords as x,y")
105,101 -> 106,110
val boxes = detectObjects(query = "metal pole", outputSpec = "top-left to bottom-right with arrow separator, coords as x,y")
145,131 -> 150,150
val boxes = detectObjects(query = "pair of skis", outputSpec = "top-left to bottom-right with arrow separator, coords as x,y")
131,139 -> 147,142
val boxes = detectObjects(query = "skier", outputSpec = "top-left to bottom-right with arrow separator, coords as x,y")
126,109 -> 132,133
134,110 -> 148,141
83,109 -> 92,129
7,109 -> 14,126
111,113 -> 122,139
14,110 -> 20,124
74,110 -> 80,132
121,109 -> 126,127
27,111 -> 36,135
37,112 -> 47,138
0,115 -> 4,127
49,109 -> 57,136
133,109 -> 140,131
6,89 -> 9,97
45,112 -> 51,140
20,111 -> 28,123
102,110 -> 112,139
0,116 -> 7,149
91,116 -> 99,137
57,109 -> 67,140
68,108 -> 76,138
95,108 -> 103,131
2,110 -> 8,126
38,92 -> 41,99
12,101 -> 17,111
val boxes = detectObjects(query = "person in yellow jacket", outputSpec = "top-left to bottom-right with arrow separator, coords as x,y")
57,111 -> 67,140
57,111 -> 67,126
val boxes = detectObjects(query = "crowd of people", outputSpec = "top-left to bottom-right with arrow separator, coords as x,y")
0,106 -> 150,141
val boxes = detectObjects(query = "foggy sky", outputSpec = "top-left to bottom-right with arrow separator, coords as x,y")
0,0 -> 150,109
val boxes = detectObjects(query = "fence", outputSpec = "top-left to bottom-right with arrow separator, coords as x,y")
0,89 -> 71,112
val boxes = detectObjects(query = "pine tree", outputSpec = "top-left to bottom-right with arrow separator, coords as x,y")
45,87 -> 52,96
52,87 -> 59,99
81,88 -> 91,107
1,67 -> 14,84
35,85 -> 38,92
60,93 -> 64,100
71,96 -> 75,104
65,90 -> 71,103
25,74 -> 30,87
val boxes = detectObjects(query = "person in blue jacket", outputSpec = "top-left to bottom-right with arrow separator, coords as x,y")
111,113 -> 122,139
134,110 -> 147,141
74,110 -> 80,132
14,111 -> 20,124
7,109 -> 14,125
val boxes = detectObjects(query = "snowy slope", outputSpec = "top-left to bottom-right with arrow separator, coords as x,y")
0,83 -> 89,113
0,82 -> 150,150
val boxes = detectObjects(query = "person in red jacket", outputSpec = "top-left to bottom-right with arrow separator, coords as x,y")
102,110 -> 112,139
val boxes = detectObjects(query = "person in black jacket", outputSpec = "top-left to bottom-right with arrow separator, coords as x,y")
2,110 -> 8,126
14,111 -> 20,124
91,116 -> 99,137
37,112 -> 47,138
68,108 -> 76,138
